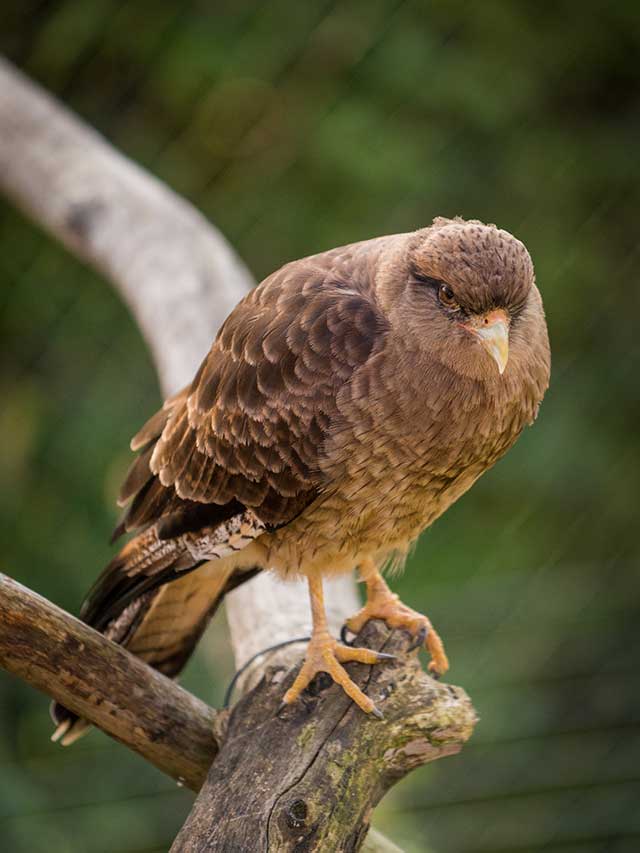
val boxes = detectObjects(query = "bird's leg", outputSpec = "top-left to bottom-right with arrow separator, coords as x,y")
344,559 -> 449,677
281,574 -> 395,716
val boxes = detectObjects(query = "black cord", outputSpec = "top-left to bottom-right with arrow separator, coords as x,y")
223,635 -> 310,708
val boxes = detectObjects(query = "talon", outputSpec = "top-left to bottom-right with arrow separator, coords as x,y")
283,576 -> 390,716
371,705 -> 384,720
428,657 -> 446,679
283,638 -> 381,715
334,644 -> 396,666
349,564 -> 450,677
425,620 -> 449,677
340,624 -> 354,646
408,625 -> 427,652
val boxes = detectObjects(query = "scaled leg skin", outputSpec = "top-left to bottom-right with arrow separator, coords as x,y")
282,574 -> 395,716
344,559 -> 449,677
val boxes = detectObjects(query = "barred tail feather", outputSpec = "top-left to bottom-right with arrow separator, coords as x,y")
50,511 -> 264,745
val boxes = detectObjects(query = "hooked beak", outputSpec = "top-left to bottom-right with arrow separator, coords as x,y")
464,309 -> 510,375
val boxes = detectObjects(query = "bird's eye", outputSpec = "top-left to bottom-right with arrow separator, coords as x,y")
438,284 -> 460,311
412,270 -> 461,311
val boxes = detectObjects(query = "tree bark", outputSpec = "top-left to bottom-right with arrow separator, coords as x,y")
0,57 -> 249,396
171,621 -> 476,852
0,572 -> 476,851
0,574 -> 217,791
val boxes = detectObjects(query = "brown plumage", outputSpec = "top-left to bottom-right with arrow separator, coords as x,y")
52,216 -> 550,740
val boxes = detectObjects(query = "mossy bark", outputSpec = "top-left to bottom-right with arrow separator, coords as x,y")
172,620 -> 477,852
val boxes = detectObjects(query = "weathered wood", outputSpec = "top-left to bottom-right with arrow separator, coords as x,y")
172,621 -> 476,852
0,571 -> 473,853
0,57 -> 250,397
0,573 -> 218,791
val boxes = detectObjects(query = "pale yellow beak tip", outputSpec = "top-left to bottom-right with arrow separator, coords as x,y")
475,319 -> 509,375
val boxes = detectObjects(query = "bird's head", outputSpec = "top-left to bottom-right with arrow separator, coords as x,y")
379,217 -> 545,383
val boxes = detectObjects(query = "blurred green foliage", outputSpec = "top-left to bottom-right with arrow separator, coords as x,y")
1,1 -> 638,851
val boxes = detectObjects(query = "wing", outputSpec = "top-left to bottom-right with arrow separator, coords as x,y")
119,251 -> 387,536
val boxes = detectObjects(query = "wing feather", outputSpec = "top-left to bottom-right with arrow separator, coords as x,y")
116,249 -> 387,537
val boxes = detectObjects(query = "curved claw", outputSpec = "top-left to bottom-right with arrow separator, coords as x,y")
407,624 -> 428,652
340,624 -> 355,646
346,568 -> 450,677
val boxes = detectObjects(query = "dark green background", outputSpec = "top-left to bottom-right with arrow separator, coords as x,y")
1,2 -> 638,851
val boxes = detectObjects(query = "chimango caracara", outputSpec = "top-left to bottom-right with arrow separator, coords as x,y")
52,216 -> 550,741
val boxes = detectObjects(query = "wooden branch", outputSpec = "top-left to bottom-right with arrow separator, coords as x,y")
171,621 -> 476,851
0,57 -> 250,396
0,572 -> 476,852
0,574 -> 217,791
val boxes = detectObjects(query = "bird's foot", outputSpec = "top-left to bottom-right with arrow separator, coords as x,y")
281,629 -> 395,716
343,589 -> 449,678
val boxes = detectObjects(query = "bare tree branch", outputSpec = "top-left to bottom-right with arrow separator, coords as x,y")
0,57 -> 249,395
0,573 -> 217,791
171,621 -> 476,852
0,574 -> 476,852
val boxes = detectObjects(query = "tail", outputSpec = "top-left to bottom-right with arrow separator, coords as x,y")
51,524 -> 260,746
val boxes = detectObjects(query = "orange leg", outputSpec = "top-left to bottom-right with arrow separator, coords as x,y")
282,574 -> 395,716
344,559 -> 449,677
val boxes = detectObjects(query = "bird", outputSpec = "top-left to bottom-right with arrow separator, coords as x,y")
51,216 -> 550,743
